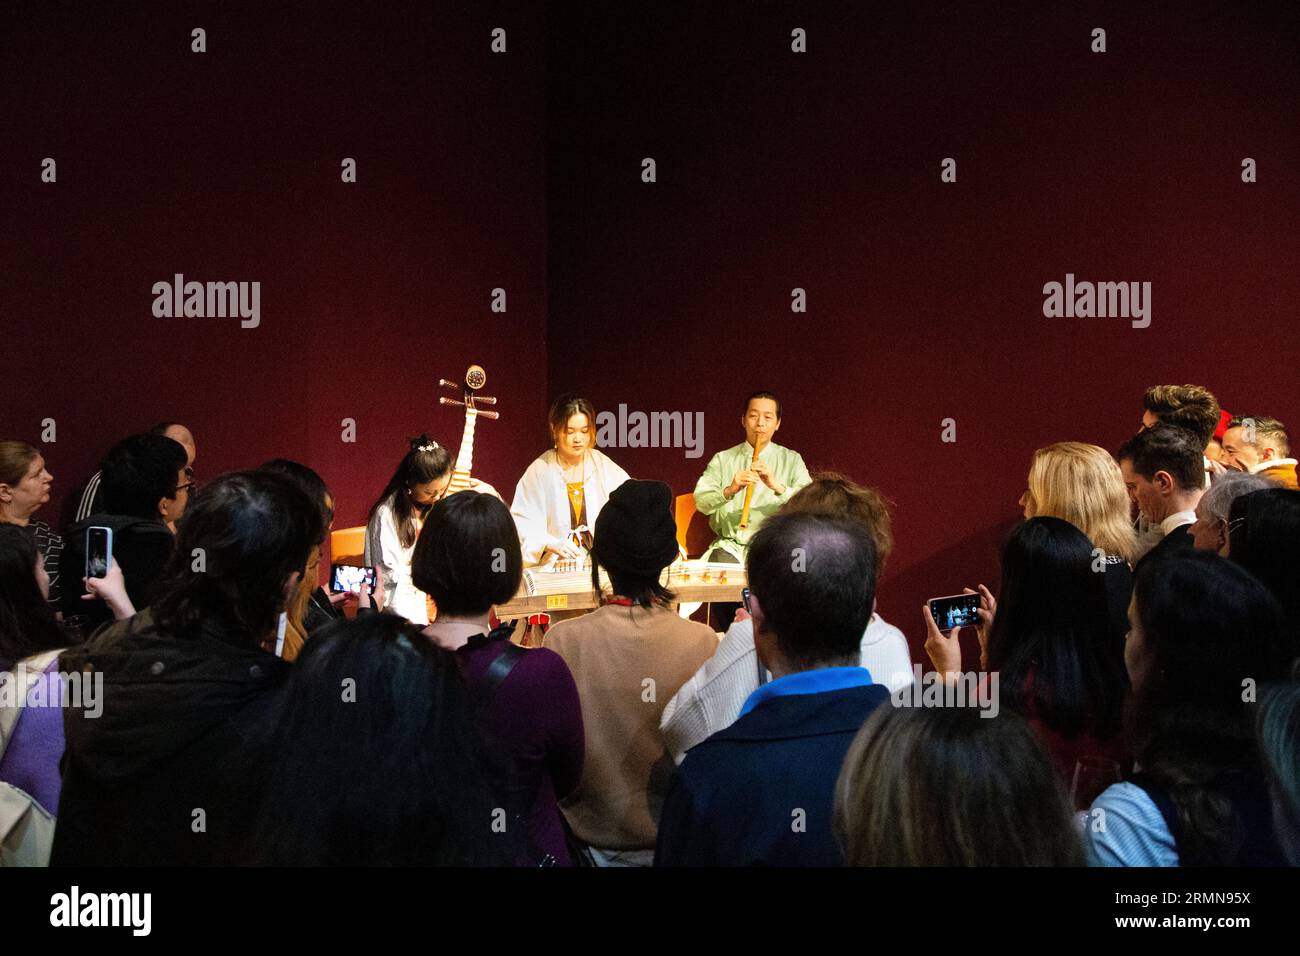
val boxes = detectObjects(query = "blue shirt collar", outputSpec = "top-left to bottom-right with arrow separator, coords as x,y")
739,665 -> 874,718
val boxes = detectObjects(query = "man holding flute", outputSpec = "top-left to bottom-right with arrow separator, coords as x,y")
693,391 -> 812,564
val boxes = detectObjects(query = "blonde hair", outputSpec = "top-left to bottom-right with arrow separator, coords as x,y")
1027,442 -> 1137,564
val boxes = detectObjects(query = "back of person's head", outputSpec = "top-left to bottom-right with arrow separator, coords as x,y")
1202,471 -> 1275,526
1117,422 -> 1204,492
1027,442 -> 1137,563
1228,487 -> 1300,631
149,421 -> 196,459
746,511 -> 876,670
835,705 -> 1083,866
369,435 -> 453,549
100,433 -> 188,520
1143,384 -> 1221,447
0,524 -> 65,666
1257,682 -> 1300,866
781,471 -> 893,576
590,479 -> 680,607
988,517 -> 1127,738
152,471 -> 322,648
251,614 -> 510,865
1128,552 -> 1296,864
258,458 -> 333,530
411,491 -> 522,617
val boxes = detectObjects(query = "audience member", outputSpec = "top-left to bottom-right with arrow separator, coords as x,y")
1117,423 -> 1204,569
1257,682 -> 1300,866
0,525 -> 102,863
365,435 -> 454,625
1020,442 -> 1137,645
1189,470 -> 1274,555
834,705 -> 1083,866
257,459 -> 338,658
250,614 -> 514,865
924,517 -> 1129,788
545,480 -> 717,866
1227,487 -> 1300,639
1087,553 -> 1296,866
1140,383 -> 1221,453
61,433 -> 190,634
0,441 -> 64,610
51,470 -> 322,865
1221,415 -> 1298,489
661,473 -> 913,764
655,512 -> 890,866
413,491 -> 584,866
74,422 -> 197,524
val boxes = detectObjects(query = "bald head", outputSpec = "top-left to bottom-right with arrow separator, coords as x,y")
152,423 -> 196,466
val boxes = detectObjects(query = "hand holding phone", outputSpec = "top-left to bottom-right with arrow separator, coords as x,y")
85,526 -> 113,580
330,563 -> 376,595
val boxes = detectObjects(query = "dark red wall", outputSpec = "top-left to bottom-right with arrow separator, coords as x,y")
6,2 -> 1300,668
547,2 -> 1300,665
4,1 -> 548,542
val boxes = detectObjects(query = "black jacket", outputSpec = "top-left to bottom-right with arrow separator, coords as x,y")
1135,522 -> 1194,573
655,683 -> 890,866
60,513 -> 174,634
51,609 -> 290,866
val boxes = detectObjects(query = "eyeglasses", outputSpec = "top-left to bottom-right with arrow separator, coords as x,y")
175,468 -> 197,495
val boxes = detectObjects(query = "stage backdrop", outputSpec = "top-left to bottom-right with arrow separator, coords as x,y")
545,1 -> 1300,667
4,1 -> 549,556
7,2 -> 1300,669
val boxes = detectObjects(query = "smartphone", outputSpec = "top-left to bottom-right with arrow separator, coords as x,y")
927,592 -> 980,631
330,563 -> 376,594
741,587 -> 752,613
85,526 -> 113,579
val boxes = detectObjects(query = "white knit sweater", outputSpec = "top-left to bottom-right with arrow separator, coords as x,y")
659,613 -> 915,764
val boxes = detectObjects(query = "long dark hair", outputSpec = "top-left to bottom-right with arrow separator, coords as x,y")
151,471 -> 322,649
0,524 -> 67,666
368,435 -> 453,549
1128,552 -> 1297,865
986,517 -> 1128,739
1228,487 -> 1300,641
251,614 -> 513,865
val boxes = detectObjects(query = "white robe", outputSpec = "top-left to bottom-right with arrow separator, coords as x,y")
510,448 -> 631,566
364,498 -> 428,626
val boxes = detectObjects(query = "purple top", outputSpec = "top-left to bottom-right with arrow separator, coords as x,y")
0,655 -> 67,816
457,634 -> 584,865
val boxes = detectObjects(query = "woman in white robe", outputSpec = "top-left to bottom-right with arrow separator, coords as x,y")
511,397 -> 631,567
364,435 -> 456,625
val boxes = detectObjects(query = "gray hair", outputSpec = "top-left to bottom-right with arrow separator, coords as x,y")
1201,470 -> 1276,524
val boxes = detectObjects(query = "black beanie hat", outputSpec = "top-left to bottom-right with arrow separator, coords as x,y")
592,480 -> 680,579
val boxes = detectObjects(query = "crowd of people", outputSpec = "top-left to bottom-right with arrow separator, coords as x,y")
1,382 -> 1298,867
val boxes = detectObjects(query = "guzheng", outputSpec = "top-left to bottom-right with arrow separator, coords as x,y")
494,559 -> 747,620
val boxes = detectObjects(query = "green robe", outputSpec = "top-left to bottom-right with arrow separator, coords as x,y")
692,440 -> 812,561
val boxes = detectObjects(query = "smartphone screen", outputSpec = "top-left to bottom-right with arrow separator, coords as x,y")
928,592 -> 980,630
331,564 -> 376,593
86,526 -> 112,579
